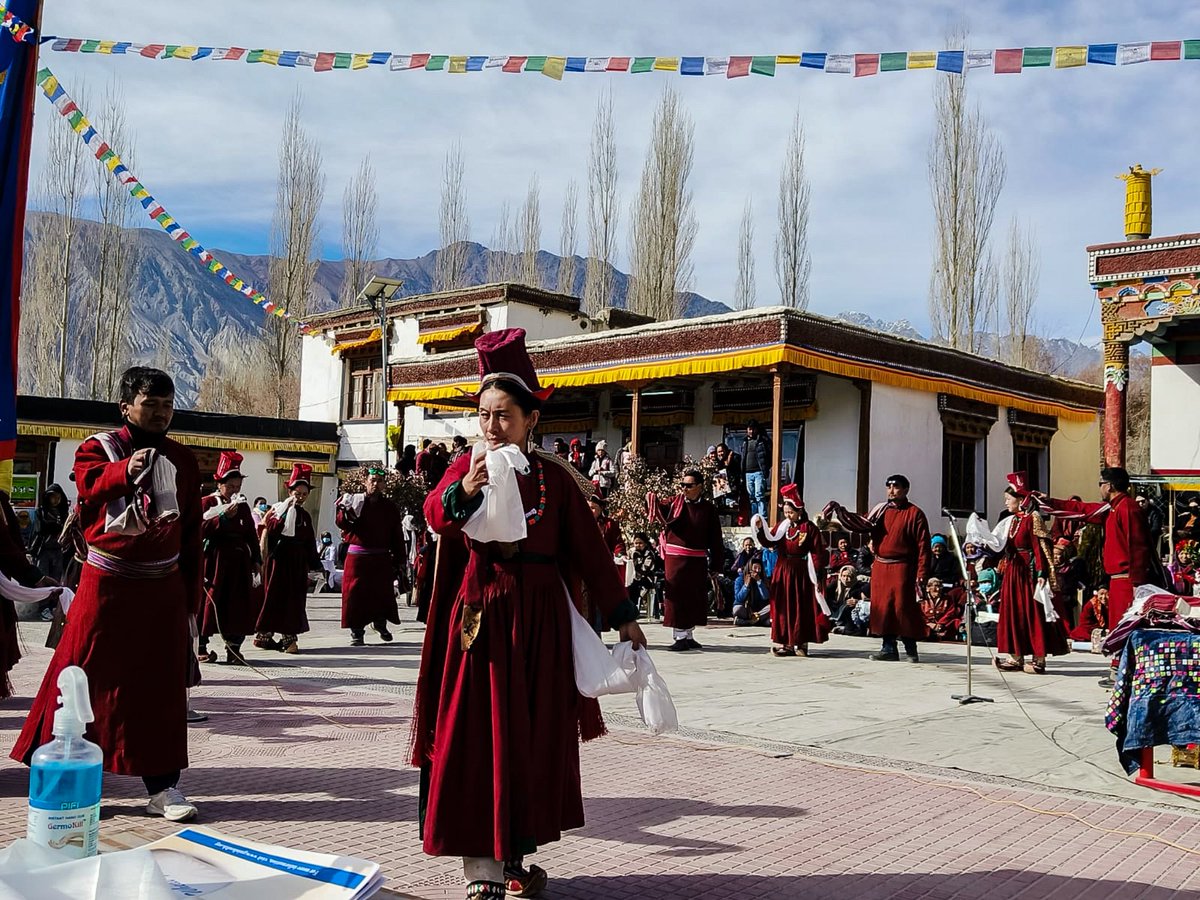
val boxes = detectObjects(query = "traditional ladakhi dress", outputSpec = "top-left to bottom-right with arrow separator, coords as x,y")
411,450 -> 637,861
838,499 -> 932,640
12,427 -> 202,776
653,496 -> 724,631
336,493 -> 403,631
256,503 -> 320,637
756,520 -> 830,648
996,512 -> 1069,659
199,495 -> 261,640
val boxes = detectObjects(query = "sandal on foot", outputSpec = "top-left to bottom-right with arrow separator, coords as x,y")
1024,661 -> 1046,675
504,862 -> 548,897
993,656 -> 1023,672
795,644 -> 809,657
771,646 -> 796,657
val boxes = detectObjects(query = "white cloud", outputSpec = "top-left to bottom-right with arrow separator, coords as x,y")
30,0 -> 1200,338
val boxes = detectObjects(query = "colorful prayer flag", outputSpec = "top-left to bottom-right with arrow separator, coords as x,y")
994,48 -> 1023,73
607,57 -> 630,71
853,53 -> 878,77
525,55 -> 547,72
799,52 -> 825,69
448,55 -> 467,73
879,52 -> 907,72
776,55 -> 801,65
584,57 -> 609,71
351,53 -> 371,69
1151,41 -> 1182,60
704,57 -> 728,76
565,57 -> 586,72
485,56 -> 507,68
425,54 -> 448,71
140,43 -> 164,58
653,57 -> 679,72
502,56 -> 526,73
631,57 -> 654,73
825,54 -> 853,74
936,50 -> 964,72
681,56 -> 704,75
1087,43 -> 1117,65
907,51 -> 936,69
1053,46 -> 1087,68
369,51 -> 390,65
543,56 -> 566,79
727,56 -> 751,77
466,55 -> 486,71
315,52 -> 335,71
1184,40 -> 1200,60
1117,42 -> 1150,64
750,55 -> 775,76
334,52 -> 352,69
1022,47 -> 1052,67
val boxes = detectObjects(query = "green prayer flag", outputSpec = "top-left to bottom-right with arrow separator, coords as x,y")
750,56 -> 776,76
247,49 -> 264,64
81,39 -> 100,53
334,52 -> 352,69
524,55 -> 547,72
67,110 -> 83,128
425,54 -> 448,71
880,52 -> 907,72
99,149 -> 115,162
1184,40 -> 1200,60
1022,46 -> 1052,67
631,56 -> 655,73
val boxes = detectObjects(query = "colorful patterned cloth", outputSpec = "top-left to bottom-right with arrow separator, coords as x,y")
1106,628 -> 1200,774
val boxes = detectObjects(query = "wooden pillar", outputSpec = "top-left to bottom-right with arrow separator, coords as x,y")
630,387 -> 642,458
1103,337 -> 1128,467
769,369 -> 784,528
855,380 -> 872,513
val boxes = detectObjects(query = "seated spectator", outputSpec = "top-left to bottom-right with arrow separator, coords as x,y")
827,535 -> 853,572
1053,537 -> 1087,627
733,559 -> 771,627
730,536 -> 759,578
930,535 -> 962,586
826,565 -> 869,636
974,554 -> 1002,610
627,532 -> 664,618
854,539 -> 875,581
921,577 -> 963,642
1070,583 -> 1109,643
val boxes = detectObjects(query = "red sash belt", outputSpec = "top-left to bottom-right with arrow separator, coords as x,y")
661,543 -> 707,558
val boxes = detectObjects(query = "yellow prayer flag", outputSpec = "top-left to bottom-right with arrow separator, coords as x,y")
1054,46 -> 1087,68
776,55 -> 801,65
172,45 -> 199,60
448,55 -> 468,73
542,56 -> 567,79
72,116 -> 90,134
653,56 -> 680,71
352,53 -> 371,70
907,51 -> 936,69
105,155 -> 121,172
98,41 -> 116,54
259,49 -> 281,66
41,74 -> 57,94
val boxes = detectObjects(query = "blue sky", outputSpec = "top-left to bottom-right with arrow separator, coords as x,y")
29,0 -> 1200,343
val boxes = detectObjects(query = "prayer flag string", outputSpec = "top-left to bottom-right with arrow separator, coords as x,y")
0,3 -> 35,43
33,67 -> 305,331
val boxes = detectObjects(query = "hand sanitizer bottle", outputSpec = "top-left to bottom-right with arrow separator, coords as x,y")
27,666 -> 103,859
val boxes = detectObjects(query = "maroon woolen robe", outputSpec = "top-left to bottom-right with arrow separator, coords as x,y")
411,450 -> 630,860
256,503 -> 320,635
199,494 -> 261,638
840,499 -> 932,639
336,493 -> 403,630
996,513 -> 1069,658
759,520 -> 830,647
12,428 -> 202,776
656,496 -> 724,630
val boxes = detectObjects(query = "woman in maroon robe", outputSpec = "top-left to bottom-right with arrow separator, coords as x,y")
752,485 -> 830,657
336,467 -> 403,645
992,483 -> 1069,674
255,464 -> 321,654
411,328 -> 646,900
198,451 -> 261,664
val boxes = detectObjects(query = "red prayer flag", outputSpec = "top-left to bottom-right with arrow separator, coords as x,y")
727,56 -> 751,77
1151,41 -> 1182,60
606,56 -> 630,71
410,53 -> 431,68
502,56 -> 526,72
140,43 -> 165,58
63,38 -> 82,52
314,52 -> 335,72
854,53 -> 879,77
993,48 -> 1023,73
224,47 -> 247,61
93,142 -> 109,159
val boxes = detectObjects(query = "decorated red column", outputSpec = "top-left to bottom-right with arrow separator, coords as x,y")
1102,336 -> 1128,467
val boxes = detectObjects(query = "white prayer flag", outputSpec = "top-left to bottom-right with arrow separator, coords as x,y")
296,51 -> 316,67
825,53 -> 853,74
485,56 -> 508,68
704,56 -> 729,75
584,57 -> 610,71
210,47 -> 234,60
966,49 -> 993,69
1117,42 -> 1150,64
389,54 -> 412,70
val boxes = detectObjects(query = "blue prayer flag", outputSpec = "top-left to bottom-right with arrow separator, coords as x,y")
800,52 -> 826,69
681,56 -> 704,75
1088,43 -> 1118,65
369,51 -> 391,65
466,56 -> 487,71
565,57 -> 586,72
936,50 -> 964,73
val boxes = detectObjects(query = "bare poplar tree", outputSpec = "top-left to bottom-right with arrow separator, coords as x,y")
928,29 -> 1006,352
519,175 -> 542,289
735,199 -> 756,311
774,109 -> 811,310
436,140 -> 469,291
557,179 -> 579,296
265,93 -> 325,417
583,88 -> 619,315
627,86 -> 697,321
341,155 -> 379,306
1002,216 -> 1041,368
487,201 -> 511,283
18,215 -> 59,394
41,84 -> 89,396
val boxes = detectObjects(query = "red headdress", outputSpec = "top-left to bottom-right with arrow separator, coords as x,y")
472,328 -> 554,402
214,450 -> 244,482
287,463 -> 313,489
1006,472 -> 1031,497
780,484 -> 804,509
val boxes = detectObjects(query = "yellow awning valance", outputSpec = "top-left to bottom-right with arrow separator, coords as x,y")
417,321 -> 482,345
333,328 -> 381,355
388,342 -> 1098,423
17,422 -> 338,455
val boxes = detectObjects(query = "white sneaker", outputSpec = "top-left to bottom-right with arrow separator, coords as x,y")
147,787 -> 197,822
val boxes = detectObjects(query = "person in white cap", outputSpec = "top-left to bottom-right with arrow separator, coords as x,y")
588,440 -> 615,497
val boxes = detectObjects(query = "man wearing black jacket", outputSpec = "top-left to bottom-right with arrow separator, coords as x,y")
742,421 -> 771,518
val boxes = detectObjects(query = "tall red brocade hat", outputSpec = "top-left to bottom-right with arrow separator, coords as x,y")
1005,472 -> 1031,497
214,450 -> 244,482
287,463 -> 313,489
780,484 -> 804,509
472,328 -> 554,403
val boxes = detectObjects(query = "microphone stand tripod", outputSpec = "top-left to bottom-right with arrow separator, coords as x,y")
943,510 -> 993,706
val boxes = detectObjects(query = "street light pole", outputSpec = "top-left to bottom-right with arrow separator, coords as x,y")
357,277 -> 404,470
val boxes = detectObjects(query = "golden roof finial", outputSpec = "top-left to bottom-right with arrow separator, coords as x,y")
1115,164 -> 1161,240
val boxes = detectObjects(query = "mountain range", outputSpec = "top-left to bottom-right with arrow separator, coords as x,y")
20,215 -> 1100,406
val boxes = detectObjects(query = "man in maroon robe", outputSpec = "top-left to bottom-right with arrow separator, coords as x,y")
826,474 -> 932,663
12,367 -> 202,821
650,468 -> 724,652
256,464 -> 322,654
336,466 -> 403,646
1042,466 -> 1152,685
198,451 -> 261,665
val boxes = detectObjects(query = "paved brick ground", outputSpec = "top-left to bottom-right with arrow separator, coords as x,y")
3,637 -> 1200,900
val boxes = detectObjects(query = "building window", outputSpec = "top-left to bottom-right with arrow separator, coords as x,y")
344,355 -> 382,421
1013,445 -> 1048,493
938,394 -> 996,517
1007,409 -> 1056,494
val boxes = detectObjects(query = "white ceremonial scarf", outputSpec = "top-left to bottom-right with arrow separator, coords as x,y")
337,492 -> 366,517
462,442 -> 531,544
967,512 -> 1057,622
202,492 -> 247,521
749,514 -> 832,617
270,498 -> 298,537
0,571 -> 74,614
91,433 -> 179,534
